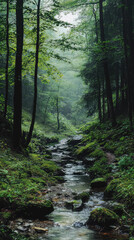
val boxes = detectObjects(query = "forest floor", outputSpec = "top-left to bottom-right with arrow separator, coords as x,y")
0,115 -> 134,239
74,118 -> 134,239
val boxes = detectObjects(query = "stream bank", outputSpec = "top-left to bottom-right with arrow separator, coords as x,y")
7,136 -> 130,240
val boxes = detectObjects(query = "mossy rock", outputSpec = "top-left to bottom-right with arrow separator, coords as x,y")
65,200 -> 84,211
73,200 -> 84,212
104,178 -> 122,199
65,200 -> 74,210
90,178 -> 107,189
108,202 -> 125,215
87,207 -> 119,227
75,141 -> 97,157
74,191 -> 90,203
16,200 -> 54,219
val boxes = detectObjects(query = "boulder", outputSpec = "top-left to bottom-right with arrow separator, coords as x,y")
86,207 -> 119,227
68,135 -> 83,146
74,191 -> 90,203
16,200 -> 54,219
73,200 -> 84,211
65,200 -> 84,211
91,178 -> 107,189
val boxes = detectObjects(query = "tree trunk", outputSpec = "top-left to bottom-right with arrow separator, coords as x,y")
121,62 -> 125,112
127,0 -> 134,114
99,0 -> 116,126
97,72 -> 102,122
102,78 -> 105,121
56,96 -> 60,131
122,0 -> 133,125
93,6 -> 102,123
26,0 -> 41,146
4,0 -> 9,117
44,96 -> 51,124
115,63 -> 120,111
13,0 -> 24,149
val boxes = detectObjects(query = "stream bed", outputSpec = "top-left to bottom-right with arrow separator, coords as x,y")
41,138 -> 121,240
9,138 -> 128,240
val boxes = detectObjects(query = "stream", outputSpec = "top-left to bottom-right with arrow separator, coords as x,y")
9,137 -> 126,239
41,138 -> 118,240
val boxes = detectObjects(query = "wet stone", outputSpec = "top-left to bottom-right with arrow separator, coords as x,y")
17,226 -> 26,232
73,222 -> 84,228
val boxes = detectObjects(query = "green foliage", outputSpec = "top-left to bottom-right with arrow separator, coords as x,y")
75,141 -> 97,157
88,157 -> 108,179
105,177 -> 134,208
90,148 -> 105,159
88,207 -> 119,227
118,155 -> 134,170
0,148 -> 62,207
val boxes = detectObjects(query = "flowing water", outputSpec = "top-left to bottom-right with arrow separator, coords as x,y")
39,138 -> 118,240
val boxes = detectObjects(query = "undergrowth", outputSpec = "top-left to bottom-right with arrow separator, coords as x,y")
76,117 -> 134,233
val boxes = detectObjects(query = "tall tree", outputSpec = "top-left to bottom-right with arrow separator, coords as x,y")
122,0 -> 133,125
26,0 -> 41,146
13,0 -> 24,149
4,0 -> 9,117
93,6 -> 102,122
99,0 -> 116,126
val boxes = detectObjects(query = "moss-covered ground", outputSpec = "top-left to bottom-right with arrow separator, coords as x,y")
75,118 -> 134,237
0,113 -> 67,239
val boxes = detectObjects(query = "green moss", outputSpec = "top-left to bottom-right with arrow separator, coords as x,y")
104,178 -> 134,208
41,160 -> 61,173
16,200 -> 54,219
87,207 -> 119,227
0,146 -> 62,212
103,141 -> 116,152
75,141 -> 97,157
29,153 -> 40,161
0,211 -> 12,223
104,179 -> 121,199
111,203 -> 125,215
75,191 -> 90,202
65,200 -> 82,210
91,178 -> 107,188
90,148 -> 105,158
54,176 -> 64,183
88,157 -> 109,179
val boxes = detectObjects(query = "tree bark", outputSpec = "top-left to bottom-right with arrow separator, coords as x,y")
121,62 -> 125,109
122,0 -> 133,125
102,78 -> 105,121
99,0 -> 116,126
13,0 -> 24,149
26,0 -> 41,146
4,0 -> 9,118
56,96 -> 60,131
115,63 -> 120,111
93,6 -> 102,123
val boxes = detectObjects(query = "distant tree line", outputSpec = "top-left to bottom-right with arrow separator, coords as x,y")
63,0 -> 134,126
0,0 -> 87,150
82,0 -> 134,126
